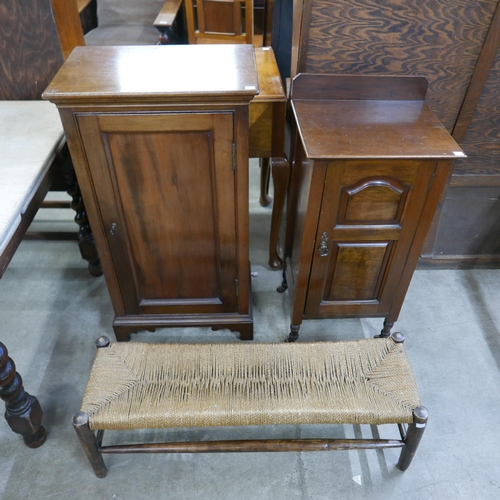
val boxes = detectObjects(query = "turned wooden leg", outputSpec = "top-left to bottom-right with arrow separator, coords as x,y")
0,343 -> 47,448
268,157 -> 290,270
285,324 -> 300,343
61,155 -> 102,277
259,157 -> 272,207
72,412 -> 107,478
397,405 -> 429,471
376,319 -> 395,338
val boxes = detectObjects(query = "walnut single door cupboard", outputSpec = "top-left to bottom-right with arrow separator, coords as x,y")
44,45 -> 258,341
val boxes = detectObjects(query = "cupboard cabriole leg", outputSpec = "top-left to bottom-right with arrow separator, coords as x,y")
285,324 -> 300,343
268,157 -> 290,270
72,412 -> 107,478
0,343 -> 47,448
259,157 -> 272,207
397,405 -> 429,471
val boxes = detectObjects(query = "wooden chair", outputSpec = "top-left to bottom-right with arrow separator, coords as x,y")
85,0 -> 182,46
184,0 -> 253,45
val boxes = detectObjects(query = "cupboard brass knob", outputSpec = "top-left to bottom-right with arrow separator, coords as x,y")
318,232 -> 329,257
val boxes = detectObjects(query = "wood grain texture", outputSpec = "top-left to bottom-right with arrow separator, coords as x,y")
339,178 -> 408,224
0,0 -> 63,99
452,1 -> 500,143
300,0 -> 497,130
50,0 -> 85,60
43,45 -> 259,104
453,47 -> 500,177
327,243 -> 389,301
292,100 -> 462,159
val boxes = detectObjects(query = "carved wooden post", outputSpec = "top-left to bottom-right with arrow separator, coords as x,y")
60,151 -> 102,277
0,342 -> 47,448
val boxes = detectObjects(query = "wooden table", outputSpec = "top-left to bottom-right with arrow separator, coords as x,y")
250,47 -> 288,269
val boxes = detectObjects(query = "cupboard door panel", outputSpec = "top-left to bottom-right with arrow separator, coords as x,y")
77,112 -> 237,315
305,159 -> 434,318
326,242 -> 391,301
339,177 -> 409,224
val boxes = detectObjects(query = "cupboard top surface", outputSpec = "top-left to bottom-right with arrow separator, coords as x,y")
43,45 -> 259,104
292,99 -> 464,160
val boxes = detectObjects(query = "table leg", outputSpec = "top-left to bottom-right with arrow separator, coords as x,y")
268,157 -> 290,269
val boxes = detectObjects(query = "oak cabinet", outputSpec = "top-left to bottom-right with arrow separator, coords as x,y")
281,74 -> 464,341
44,45 -> 258,341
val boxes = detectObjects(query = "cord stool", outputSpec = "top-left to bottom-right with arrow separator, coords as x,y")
73,333 -> 428,477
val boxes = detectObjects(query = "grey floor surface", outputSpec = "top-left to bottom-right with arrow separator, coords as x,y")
1,163 -> 500,499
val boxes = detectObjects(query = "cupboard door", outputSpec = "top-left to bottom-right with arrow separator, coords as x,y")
304,159 -> 435,318
77,112 -> 238,315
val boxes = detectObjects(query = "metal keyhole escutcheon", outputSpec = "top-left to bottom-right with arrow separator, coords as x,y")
110,223 -> 117,236
318,232 -> 329,257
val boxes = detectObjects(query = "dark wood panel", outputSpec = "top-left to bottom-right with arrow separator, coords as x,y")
292,100 -> 462,159
327,243 -> 389,301
291,73 -> 428,101
107,131 -> 221,302
0,0 -> 63,99
339,177 -> 408,224
452,1 -> 500,143
431,186 -> 500,256
301,0 -> 497,130
453,48 -> 500,177
271,0 -> 293,80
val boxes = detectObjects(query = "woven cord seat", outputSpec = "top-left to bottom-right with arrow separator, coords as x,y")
73,333 -> 428,478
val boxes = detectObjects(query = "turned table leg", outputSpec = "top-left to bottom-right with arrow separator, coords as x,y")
61,153 -> 102,277
376,319 -> 395,338
0,342 -> 47,448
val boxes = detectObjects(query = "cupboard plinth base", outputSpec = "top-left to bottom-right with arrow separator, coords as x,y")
112,314 -> 254,342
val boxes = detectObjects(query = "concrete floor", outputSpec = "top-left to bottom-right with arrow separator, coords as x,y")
1,164 -> 500,499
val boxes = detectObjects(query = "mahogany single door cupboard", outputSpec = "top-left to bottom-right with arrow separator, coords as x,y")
280,74 -> 464,341
43,45 -> 258,341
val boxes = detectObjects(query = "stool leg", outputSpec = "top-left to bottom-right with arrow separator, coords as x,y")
72,412 -> 107,478
397,405 -> 429,471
